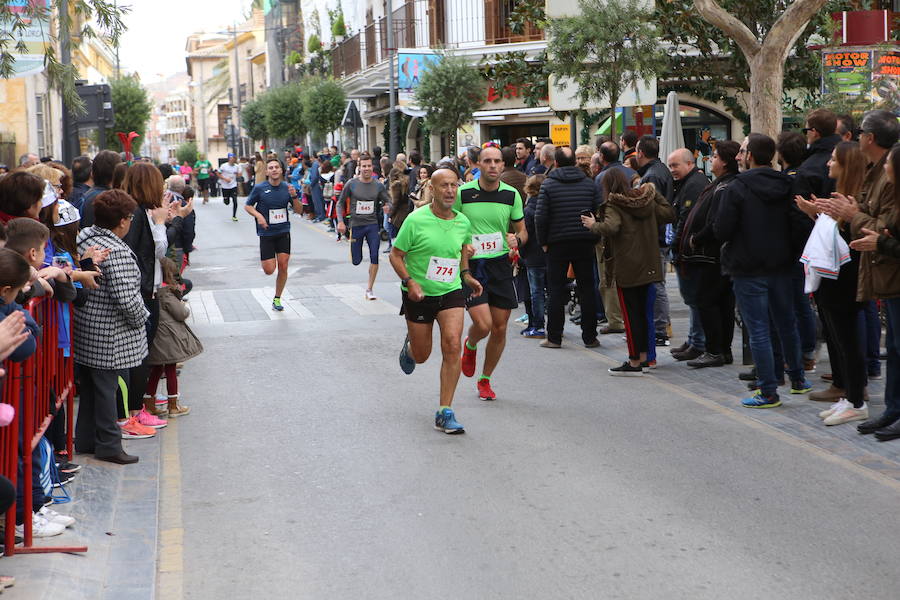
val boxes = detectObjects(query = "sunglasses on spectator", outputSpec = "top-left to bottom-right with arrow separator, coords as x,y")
481,142 -> 500,149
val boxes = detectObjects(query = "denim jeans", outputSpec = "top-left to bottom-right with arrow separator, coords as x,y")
527,266 -> 547,329
311,188 -> 325,219
882,298 -> 900,418
732,274 -> 804,396
791,265 -> 817,358
676,266 -> 706,351
857,300 -> 881,375
654,248 -> 670,337
592,260 -> 606,321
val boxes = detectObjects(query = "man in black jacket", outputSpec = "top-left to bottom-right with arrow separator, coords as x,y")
79,150 -> 121,227
636,135 -> 674,347
795,108 -> 840,200
714,133 -> 814,409
668,148 -> 709,361
535,146 -> 601,348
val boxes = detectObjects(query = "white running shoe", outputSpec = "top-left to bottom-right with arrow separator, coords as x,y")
365,289 -> 377,301
819,398 -> 849,419
824,402 -> 868,426
38,505 -> 75,528
15,513 -> 65,538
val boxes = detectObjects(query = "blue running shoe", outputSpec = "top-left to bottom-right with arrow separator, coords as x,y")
742,392 -> 782,409
520,327 -> 534,337
399,335 -> 416,375
524,328 -> 546,339
272,297 -> 284,311
790,379 -> 813,394
434,407 -> 465,434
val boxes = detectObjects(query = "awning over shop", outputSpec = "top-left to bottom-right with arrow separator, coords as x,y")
595,110 -> 624,136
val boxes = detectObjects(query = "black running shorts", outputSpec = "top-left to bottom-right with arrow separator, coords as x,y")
401,288 -> 466,324
259,232 -> 291,261
464,255 -> 517,310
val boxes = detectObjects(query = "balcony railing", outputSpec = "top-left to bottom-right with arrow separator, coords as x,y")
331,0 -> 544,79
332,32 -> 361,78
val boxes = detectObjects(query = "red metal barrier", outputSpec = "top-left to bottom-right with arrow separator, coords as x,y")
2,296 -> 86,556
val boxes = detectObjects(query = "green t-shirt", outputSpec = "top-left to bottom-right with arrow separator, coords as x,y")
194,160 -> 212,179
452,179 -> 524,259
393,206 -> 472,297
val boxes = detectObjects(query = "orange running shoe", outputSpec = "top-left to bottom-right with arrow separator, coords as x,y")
119,416 -> 156,439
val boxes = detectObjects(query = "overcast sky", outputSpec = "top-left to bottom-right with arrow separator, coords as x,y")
118,0 -> 251,83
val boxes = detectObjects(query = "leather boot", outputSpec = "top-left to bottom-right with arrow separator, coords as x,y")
808,385 -> 845,402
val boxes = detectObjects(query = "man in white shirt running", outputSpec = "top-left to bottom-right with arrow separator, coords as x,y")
219,153 -> 241,221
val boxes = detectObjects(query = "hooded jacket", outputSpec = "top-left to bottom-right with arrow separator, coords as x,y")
535,166 -> 601,246
714,167 -> 813,278
589,183 -> 674,288
793,134 -> 840,200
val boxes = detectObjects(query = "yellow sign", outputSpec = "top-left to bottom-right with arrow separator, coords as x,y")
551,124 -> 571,147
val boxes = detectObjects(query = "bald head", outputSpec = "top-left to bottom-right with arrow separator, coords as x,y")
667,148 -> 695,181
431,167 -> 460,208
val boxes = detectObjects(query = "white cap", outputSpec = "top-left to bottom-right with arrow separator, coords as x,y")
41,180 -> 57,208
55,199 -> 80,226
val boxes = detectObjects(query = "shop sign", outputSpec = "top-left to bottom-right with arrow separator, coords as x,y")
551,124 -> 571,147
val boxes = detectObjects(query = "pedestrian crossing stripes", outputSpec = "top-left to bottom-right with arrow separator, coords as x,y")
186,284 -> 399,325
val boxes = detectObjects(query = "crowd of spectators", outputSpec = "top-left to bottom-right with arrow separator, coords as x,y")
0,150 -> 201,567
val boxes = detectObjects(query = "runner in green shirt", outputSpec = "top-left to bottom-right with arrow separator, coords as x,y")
194,155 -> 213,204
452,144 -> 527,401
390,168 -> 483,434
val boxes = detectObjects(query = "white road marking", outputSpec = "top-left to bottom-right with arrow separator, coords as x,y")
199,291 -> 224,324
324,284 -> 398,315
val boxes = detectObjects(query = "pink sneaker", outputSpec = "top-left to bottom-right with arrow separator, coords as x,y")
136,408 -> 167,429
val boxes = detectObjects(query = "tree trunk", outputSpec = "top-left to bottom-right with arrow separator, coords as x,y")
610,102 -> 617,143
693,0 -> 828,139
748,55 -> 784,140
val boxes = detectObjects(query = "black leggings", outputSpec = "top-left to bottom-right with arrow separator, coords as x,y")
619,284 -> 651,359
819,301 -> 866,407
692,264 -> 735,356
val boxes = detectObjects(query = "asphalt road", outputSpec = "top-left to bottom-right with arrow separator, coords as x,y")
165,197 -> 900,600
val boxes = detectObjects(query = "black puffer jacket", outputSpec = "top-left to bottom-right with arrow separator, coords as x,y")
534,165 -> 600,246
715,168 -> 813,277
793,134 -> 839,199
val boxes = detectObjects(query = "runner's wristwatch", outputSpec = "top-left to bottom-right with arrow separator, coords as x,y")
401,277 -> 412,286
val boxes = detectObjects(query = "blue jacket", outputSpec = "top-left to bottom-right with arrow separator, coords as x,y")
0,300 -> 40,363
309,161 -> 321,192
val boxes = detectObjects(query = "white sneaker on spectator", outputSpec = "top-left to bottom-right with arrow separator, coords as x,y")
38,506 -> 75,528
824,402 -> 868,426
15,514 -> 65,538
819,398 -> 849,419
